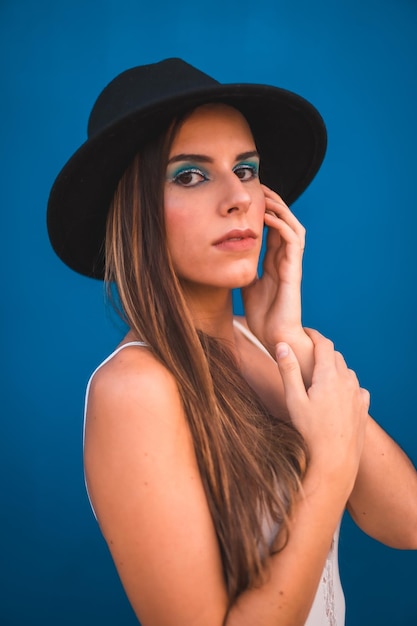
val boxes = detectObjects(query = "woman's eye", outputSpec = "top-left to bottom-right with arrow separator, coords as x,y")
172,168 -> 207,187
233,163 -> 259,181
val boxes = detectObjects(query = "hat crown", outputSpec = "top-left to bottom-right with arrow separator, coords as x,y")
87,58 -> 220,138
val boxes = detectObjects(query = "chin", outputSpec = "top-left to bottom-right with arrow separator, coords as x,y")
227,270 -> 258,289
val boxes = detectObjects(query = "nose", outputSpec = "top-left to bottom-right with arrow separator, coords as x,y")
218,172 -> 251,216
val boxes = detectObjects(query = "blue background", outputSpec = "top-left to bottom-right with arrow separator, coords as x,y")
1,0 -> 416,624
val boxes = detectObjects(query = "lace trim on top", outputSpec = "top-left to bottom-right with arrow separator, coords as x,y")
322,537 -> 337,625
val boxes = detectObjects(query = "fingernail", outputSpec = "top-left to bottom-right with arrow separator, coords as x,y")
276,342 -> 289,358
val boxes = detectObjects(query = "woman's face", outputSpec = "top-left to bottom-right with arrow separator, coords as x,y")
164,104 -> 265,292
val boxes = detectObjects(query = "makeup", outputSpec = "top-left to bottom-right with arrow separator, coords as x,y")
232,160 -> 259,181
167,164 -> 209,187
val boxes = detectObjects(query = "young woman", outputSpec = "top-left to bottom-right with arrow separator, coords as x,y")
47,58 -> 417,626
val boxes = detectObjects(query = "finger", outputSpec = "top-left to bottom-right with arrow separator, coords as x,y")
276,342 -> 307,405
360,388 -> 371,412
261,184 -> 288,206
261,183 -> 282,198
303,327 -> 328,344
262,222 -> 304,282
264,196 -> 303,228
303,328 -> 339,377
334,350 -> 349,372
305,330 -> 361,394
263,212 -> 304,252
263,190 -> 306,246
264,209 -> 305,253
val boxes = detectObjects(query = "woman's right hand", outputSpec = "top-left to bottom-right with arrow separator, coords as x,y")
276,329 -> 370,498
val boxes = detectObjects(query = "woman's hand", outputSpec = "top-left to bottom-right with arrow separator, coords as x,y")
227,330 -> 370,626
276,329 -> 370,494
242,185 -> 308,356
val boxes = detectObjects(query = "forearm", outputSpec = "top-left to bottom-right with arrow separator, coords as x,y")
224,330 -> 368,625
226,467 -> 348,626
348,415 -> 417,548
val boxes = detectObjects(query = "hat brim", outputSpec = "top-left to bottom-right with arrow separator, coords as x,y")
47,83 -> 326,279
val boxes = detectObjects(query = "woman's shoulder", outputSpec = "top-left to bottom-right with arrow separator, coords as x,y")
84,337 -> 193,518
90,338 -> 176,397
85,337 -> 185,441
83,339 -> 228,626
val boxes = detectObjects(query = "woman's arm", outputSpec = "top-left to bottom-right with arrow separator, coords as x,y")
227,467 -> 346,626
243,187 -> 417,549
84,346 -> 229,626
228,333 -> 369,625
84,333 -> 368,626
347,415 -> 417,548
270,339 -> 417,549
242,185 -> 314,385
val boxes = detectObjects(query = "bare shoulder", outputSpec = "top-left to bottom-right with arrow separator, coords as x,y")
84,343 -> 191,516
88,342 -> 180,410
84,344 -> 227,625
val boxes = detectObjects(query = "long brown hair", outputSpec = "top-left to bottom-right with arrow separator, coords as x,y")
104,109 -> 308,605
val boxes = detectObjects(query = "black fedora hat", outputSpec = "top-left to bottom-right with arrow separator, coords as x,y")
47,57 -> 327,279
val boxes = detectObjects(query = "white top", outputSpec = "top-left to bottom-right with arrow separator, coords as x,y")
84,323 -> 345,625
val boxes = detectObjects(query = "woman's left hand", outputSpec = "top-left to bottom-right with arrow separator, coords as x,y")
242,184 -> 307,356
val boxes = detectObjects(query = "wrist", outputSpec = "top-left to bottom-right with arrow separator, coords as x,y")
278,327 -> 312,350
261,326 -> 304,354
302,459 -> 355,507
273,329 -> 314,387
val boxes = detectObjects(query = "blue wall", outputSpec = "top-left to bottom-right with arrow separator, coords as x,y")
1,1 -> 416,624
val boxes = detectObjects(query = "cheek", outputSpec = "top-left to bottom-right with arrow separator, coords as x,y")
164,190 -> 182,244
164,193 -> 201,253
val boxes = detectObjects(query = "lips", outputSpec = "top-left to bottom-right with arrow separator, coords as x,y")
213,229 -> 257,245
213,229 -> 257,252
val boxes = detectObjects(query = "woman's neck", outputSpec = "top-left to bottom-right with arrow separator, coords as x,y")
181,282 -> 236,342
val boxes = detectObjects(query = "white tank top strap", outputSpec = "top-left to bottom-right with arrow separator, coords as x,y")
84,341 -> 148,430
232,318 -> 275,361
83,340 -> 148,519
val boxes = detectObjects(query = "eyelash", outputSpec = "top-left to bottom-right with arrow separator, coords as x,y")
171,162 -> 259,187
172,167 -> 208,187
233,163 -> 259,181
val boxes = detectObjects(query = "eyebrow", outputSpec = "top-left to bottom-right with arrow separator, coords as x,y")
167,150 -> 260,165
